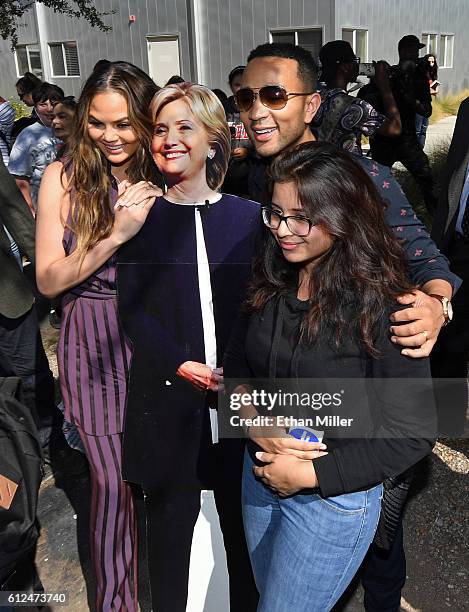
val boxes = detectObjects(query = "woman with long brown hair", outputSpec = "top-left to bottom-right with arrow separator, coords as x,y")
224,142 -> 435,611
35,62 -> 161,611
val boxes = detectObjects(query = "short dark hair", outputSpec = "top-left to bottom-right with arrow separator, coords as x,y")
93,59 -> 112,73
247,43 -> 318,91
57,96 -> 77,112
228,65 -> 245,85
212,88 -> 228,103
165,75 -> 185,86
16,72 -> 42,94
32,82 -> 64,105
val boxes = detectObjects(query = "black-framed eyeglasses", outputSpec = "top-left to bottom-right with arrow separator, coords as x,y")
235,85 -> 314,112
261,206 -> 313,237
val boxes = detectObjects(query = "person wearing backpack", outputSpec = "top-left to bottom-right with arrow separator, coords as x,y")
0,376 -> 43,600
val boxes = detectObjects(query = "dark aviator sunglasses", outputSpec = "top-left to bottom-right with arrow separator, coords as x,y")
235,85 -> 314,112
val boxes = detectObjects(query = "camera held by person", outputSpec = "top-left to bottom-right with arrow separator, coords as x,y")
313,41 -> 401,154
359,34 -> 438,215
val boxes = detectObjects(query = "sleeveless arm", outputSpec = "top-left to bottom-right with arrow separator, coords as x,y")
35,162 -> 122,298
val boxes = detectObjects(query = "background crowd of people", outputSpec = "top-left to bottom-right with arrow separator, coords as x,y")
0,31 -> 467,612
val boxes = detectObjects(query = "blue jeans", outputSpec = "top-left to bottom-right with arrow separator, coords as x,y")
242,452 -> 382,612
415,114 -> 429,148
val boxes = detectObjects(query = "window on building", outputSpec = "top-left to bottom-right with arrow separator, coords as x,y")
49,42 -> 80,76
440,34 -> 454,68
271,29 -> 323,61
271,31 -> 296,45
15,44 -> 43,78
342,29 -> 368,61
422,33 -> 438,56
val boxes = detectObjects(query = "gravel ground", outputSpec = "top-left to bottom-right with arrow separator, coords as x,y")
400,439 -> 469,611
39,322 -> 469,611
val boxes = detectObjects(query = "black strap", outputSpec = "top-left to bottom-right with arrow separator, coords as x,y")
0,377 -> 21,399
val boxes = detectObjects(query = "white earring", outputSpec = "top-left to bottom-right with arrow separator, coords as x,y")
207,148 -> 215,159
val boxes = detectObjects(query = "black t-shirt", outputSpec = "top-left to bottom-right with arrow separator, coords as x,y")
390,64 -> 431,133
224,295 -> 436,498
359,63 -> 431,137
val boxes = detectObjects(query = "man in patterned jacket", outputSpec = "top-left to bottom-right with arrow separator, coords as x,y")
240,41 -> 458,612
313,40 -> 401,155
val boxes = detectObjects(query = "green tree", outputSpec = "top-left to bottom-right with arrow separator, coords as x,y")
0,1 -> 112,49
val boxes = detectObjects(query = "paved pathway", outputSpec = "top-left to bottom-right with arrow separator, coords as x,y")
362,114 -> 457,158
35,438 -> 469,612
424,115 -> 457,153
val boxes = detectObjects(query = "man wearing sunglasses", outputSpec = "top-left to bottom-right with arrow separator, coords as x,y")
237,41 -> 458,612
239,42 -> 456,359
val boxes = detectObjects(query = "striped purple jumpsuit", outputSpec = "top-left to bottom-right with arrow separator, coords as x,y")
57,192 -> 136,611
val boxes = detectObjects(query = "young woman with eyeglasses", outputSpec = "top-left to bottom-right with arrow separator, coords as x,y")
224,141 -> 435,611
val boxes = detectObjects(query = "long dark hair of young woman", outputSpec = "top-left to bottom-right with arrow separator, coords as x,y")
66,61 -> 161,256
423,54 -> 438,82
247,142 -> 414,354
